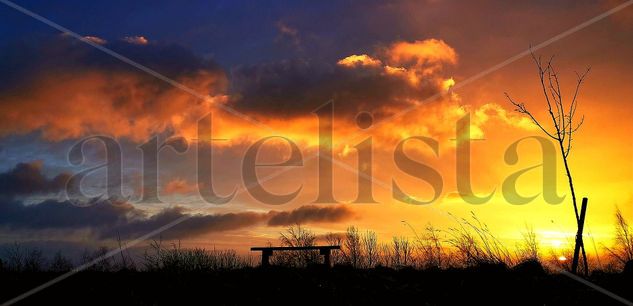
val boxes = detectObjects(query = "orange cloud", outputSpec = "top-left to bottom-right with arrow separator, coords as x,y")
387,38 -> 457,68
336,39 -> 457,87
123,36 -> 149,45
163,178 -> 198,195
0,37 -> 229,141
337,54 -> 383,68
83,36 -> 107,45
0,70 -> 227,141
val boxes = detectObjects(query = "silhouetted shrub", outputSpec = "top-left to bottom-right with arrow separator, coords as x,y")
50,251 -> 74,272
512,258 -> 545,276
275,225 -> 319,267
624,260 -> 633,275
81,247 -> 114,272
4,242 -> 25,272
343,226 -> 362,268
24,249 -> 46,272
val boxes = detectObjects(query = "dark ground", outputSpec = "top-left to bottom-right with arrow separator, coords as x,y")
0,266 -> 631,305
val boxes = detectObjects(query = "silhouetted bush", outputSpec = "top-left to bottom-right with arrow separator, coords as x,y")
50,251 -> 74,272
81,247 -> 114,272
512,258 -> 545,276
23,249 -> 45,272
274,225 -> 319,267
624,260 -> 633,275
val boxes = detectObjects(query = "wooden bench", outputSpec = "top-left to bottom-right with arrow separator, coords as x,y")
250,246 -> 341,267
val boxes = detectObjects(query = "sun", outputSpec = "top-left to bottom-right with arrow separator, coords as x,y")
550,239 -> 563,249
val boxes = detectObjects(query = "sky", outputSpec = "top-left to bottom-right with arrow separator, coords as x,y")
0,0 -> 632,258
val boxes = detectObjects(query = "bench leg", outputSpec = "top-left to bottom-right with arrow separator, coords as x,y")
261,250 -> 272,267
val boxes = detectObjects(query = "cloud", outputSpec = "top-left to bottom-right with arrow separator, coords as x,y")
386,39 -> 457,68
0,198 -> 139,231
275,21 -> 301,48
337,54 -> 383,68
267,205 -> 354,226
229,38 -> 457,118
104,207 -> 271,239
0,161 -> 70,198
123,36 -> 149,45
0,35 -> 227,141
0,188 -> 355,239
0,35 -> 459,144
83,36 -> 107,45
111,205 -> 354,239
163,178 -> 198,195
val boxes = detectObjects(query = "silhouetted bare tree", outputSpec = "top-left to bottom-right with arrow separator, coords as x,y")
392,236 -> 412,267
50,251 -> 74,272
505,52 -> 590,273
324,232 -> 344,265
279,225 -> 319,266
362,230 -> 379,268
344,226 -> 362,268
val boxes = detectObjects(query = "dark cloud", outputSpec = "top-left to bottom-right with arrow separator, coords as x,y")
228,54 -> 452,118
0,35 -> 223,92
0,35 -> 227,141
0,195 -> 355,240
0,198 -> 138,230
103,207 -> 271,239
267,205 -> 355,226
0,161 -> 70,197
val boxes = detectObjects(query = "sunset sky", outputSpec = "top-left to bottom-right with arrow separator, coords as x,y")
1,0 -> 632,259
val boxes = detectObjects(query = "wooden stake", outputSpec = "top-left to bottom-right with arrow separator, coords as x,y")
572,197 -> 588,274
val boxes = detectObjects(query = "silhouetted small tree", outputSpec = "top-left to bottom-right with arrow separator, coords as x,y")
279,224 -> 318,266
344,226 -> 362,268
362,230 -> 379,268
50,251 -> 74,272
5,242 -> 25,272
505,52 -> 590,273
324,232 -> 344,265
24,249 -> 46,272
81,247 -> 113,272
392,236 -> 412,267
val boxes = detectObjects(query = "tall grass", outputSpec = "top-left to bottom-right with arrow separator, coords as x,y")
516,225 -> 539,262
446,212 -> 513,267
143,240 -> 248,272
604,208 -> 633,268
